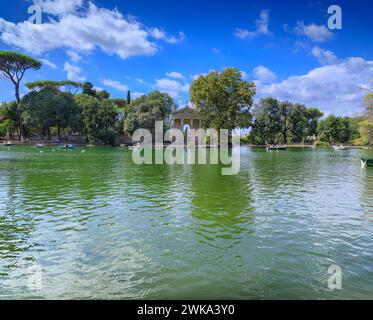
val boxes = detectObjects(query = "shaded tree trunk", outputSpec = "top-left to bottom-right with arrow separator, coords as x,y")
283,130 -> 288,144
14,82 -> 25,141
57,125 -> 61,141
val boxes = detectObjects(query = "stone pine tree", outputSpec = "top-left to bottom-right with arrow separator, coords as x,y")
0,51 -> 42,140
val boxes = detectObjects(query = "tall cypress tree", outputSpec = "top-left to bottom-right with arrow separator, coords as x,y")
127,90 -> 131,105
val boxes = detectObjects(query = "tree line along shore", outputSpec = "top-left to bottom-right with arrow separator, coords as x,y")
1,51 -> 372,147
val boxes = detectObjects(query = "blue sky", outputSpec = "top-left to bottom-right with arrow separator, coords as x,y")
0,0 -> 372,115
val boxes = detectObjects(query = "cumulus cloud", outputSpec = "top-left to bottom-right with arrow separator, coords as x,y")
0,2 -> 183,59
256,57 -> 373,115
102,79 -> 129,93
64,62 -> 85,81
166,72 -> 185,80
294,21 -> 334,42
39,58 -> 57,69
240,71 -> 249,79
253,65 -> 277,83
154,78 -> 190,98
234,9 -> 271,39
32,0 -> 83,16
66,50 -> 82,63
148,28 -> 185,44
132,92 -> 145,99
311,46 -> 339,65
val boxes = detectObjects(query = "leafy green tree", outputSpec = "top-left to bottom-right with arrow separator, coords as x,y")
123,91 -> 175,135
22,87 -> 79,139
74,94 -> 118,144
0,51 -> 42,140
22,87 -> 58,138
250,99 -> 323,144
317,115 -> 358,144
304,108 -> 324,140
250,98 -> 281,144
96,90 -> 110,101
359,120 -> 373,146
190,68 -> 255,131
278,101 -> 306,144
359,93 -> 373,146
0,102 -> 18,137
82,82 -> 96,96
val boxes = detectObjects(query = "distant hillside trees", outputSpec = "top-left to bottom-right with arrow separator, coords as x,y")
123,91 -> 175,136
249,98 -> 324,145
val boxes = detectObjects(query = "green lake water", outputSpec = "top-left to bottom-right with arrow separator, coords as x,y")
0,146 -> 372,299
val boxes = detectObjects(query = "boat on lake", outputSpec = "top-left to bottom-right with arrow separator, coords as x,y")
129,143 -> 141,150
333,145 -> 347,151
266,145 -> 287,151
1,141 -> 13,147
59,144 -> 75,150
35,143 -> 45,148
361,158 -> 373,168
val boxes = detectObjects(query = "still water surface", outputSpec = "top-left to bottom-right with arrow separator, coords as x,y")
0,146 -> 372,299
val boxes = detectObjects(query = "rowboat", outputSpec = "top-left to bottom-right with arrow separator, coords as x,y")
1,141 -> 13,147
266,145 -> 287,151
129,143 -> 141,150
333,145 -> 347,151
361,158 -> 373,168
59,144 -> 75,150
35,143 -> 44,148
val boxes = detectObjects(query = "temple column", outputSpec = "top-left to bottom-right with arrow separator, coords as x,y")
199,119 -> 202,129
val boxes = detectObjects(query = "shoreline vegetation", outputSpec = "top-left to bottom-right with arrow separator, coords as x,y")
1,51 -> 372,149
2,141 -> 372,150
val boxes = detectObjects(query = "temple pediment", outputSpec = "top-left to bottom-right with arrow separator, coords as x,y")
172,106 -> 202,130
172,106 -> 201,120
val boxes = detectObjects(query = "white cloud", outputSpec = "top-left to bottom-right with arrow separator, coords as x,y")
32,0 -> 83,16
148,28 -> 185,44
64,62 -> 85,81
240,71 -> 249,79
0,2 -> 183,59
256,57 -> 373,115
294,21 -> 334,42
154,78 -> 190,98
135,78 -> 149,86
39,58 -> 57,69
234,9 -> 271,39
190,73 -> 207,81
253,65 -> 277,82
166,72 -> 185,80
102,79 -> 129,93
66,50 -> 82,63
311,46 -> 339,65
212,48 -> 220,54
132,92 -> 145,99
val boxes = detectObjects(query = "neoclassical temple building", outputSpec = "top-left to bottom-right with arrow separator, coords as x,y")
171,106 -> 202,132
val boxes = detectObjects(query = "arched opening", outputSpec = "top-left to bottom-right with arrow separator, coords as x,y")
183,124 -> 191,134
